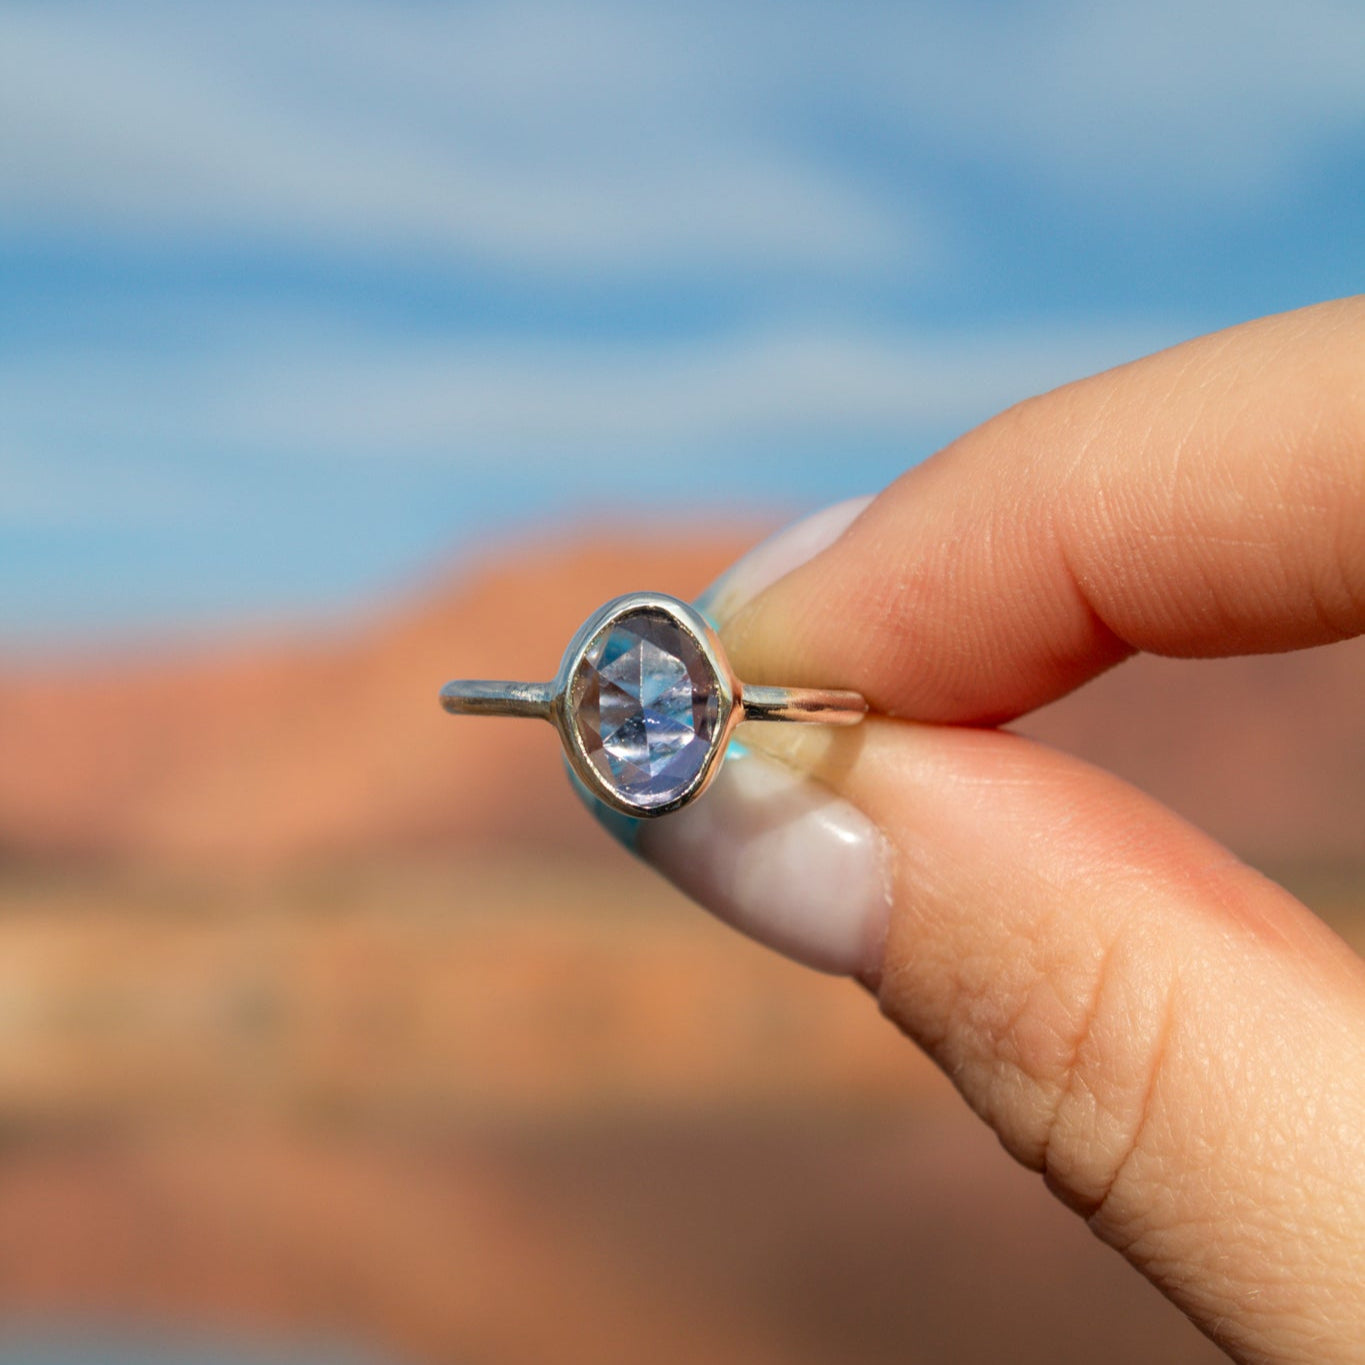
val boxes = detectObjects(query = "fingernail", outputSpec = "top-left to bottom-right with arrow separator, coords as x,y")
696,495 -> 872,626
571,496 -> 891,979
565,759 -> 643,850
571,742 -> 892,978
636,746 -> 891,978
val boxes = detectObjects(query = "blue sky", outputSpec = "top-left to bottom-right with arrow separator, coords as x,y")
3,0 -> 1364,646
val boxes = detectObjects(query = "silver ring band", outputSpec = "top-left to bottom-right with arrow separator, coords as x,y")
439,591 -> 867,818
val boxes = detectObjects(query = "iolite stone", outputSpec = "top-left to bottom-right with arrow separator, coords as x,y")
571,608 -> 720,809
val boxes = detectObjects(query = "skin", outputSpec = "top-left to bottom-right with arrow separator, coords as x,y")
718,298 -> 1365,1363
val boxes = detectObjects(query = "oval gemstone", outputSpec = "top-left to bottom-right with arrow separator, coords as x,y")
570,608 -> 721,809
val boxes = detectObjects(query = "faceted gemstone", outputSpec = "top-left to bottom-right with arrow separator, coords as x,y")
571,608 -> 720,808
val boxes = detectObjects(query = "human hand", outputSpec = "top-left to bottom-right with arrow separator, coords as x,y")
587,298 -> 1365,1363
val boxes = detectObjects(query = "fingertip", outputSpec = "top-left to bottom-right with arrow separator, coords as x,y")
633,747 -> 894,979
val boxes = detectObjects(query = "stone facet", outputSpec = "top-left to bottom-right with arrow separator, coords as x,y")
570,608 -> 721,809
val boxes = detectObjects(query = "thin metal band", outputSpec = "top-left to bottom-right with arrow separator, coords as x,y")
440,678 -> 865,726
739,684 -> 866,726
440,680 -> 554,720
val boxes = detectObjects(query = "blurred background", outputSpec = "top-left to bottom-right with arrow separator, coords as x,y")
1,2 -> 1363,1361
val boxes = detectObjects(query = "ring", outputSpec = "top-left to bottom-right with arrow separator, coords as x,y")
440,590 -> 866,818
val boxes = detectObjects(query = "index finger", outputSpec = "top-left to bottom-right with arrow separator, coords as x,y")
721,298 -> 1365,724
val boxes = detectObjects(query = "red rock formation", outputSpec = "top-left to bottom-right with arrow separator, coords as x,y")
0,531 -> 754,867
0,528 -> 1360,869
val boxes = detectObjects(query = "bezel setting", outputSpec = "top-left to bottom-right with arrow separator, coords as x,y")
552,592 -> 742,818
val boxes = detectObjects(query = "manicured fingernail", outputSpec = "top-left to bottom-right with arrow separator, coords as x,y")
696,495 -> 872,626
571,496 -> 891,978
635,746 -> 891,977
565,759 -> 643,850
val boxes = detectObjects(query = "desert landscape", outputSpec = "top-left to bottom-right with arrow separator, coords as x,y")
0,528 -> 1360,1364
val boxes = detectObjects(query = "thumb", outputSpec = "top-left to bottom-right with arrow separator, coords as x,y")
577,496 -> 1365,1365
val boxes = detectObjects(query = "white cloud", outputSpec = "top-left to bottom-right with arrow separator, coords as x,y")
0,311 -> 1179,478
1,0 -> 1362,278
0,1 -> 915,273
856,0 -> 1365,200
207,324 -> 1175,457
0,444 -> 196,528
